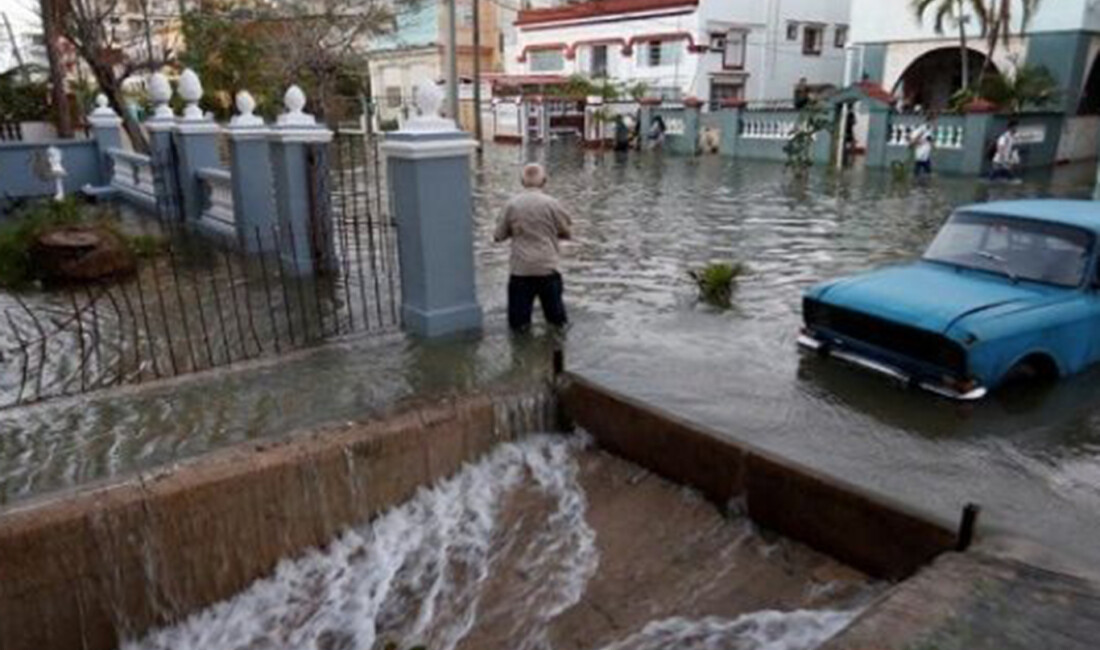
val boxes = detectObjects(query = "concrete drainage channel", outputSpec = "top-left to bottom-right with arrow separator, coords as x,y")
2,374 -> 1099,649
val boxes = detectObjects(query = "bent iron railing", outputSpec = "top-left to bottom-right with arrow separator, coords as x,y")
0,126 -> 400,410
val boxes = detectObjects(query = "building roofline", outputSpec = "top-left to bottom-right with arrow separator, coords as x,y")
516,0 -> 698,27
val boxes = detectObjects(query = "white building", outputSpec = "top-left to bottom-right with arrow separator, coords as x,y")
851,0 -> 1100,162
506,0 -> 851,106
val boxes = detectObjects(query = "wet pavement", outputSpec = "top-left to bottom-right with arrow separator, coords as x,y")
3,144 -> 1100,575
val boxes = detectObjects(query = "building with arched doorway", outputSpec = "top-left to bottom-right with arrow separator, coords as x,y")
851,0 -> 1100,166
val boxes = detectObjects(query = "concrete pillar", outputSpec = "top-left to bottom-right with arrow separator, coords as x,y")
864,106 -> 891,169
962,107 -> 996,176
381,81 -> 482,338
680,97 -> 703,156
638,98 -> 660,150
269,85 -> 334,275
718,99 -> 743,157
227,90 -> 277,252
172,69 -> 221,224
145,72 -> 180,220
86,94 -> 123,186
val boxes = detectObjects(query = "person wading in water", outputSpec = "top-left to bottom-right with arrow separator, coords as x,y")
494,163 -> 574,332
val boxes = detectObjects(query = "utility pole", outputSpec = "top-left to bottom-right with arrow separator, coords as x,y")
39,0 -> 74,138
2,13 -> 30,83
447,0 -> 460,126
472,0 -> 483,148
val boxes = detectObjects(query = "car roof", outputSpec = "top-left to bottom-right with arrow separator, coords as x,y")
959,200 -> 1100,234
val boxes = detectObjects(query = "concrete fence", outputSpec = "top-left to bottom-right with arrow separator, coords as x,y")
196,166 -> 235,239
618,90 -> 1074,176
2,71 -> 333,276
0,139 -> 104,200
106,148 -> 157,209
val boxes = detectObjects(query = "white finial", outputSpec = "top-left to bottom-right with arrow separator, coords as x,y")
405,80 -> 454,132
416,81 -> 443,118
230,90 -> 264,127
178,68 -> 205,121
148,72 -> 174,120
277,85 -> 316,126
89,93 -> 117,118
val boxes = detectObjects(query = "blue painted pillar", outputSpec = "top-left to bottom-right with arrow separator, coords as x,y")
962,110 -> 996,176
681,98 -> 703,156
86,95 -> 123,185
381,96 -> 482,338
145,74 -> 179,220
269,85 -> 334,275
172,71 -> 221,224
718,100 -> 743,157
227,92 -> 277,252
864,106 -> 891,169
639,100 -> 657,147
172,123 -> 220,224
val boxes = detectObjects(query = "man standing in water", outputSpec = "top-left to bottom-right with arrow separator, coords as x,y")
495,163 -> 574,331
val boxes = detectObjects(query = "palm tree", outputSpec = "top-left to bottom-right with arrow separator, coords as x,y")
979,0 -> 1043,83
911,0 -> 986,91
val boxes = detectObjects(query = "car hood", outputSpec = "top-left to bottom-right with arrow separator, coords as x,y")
813,262 -> 1056,334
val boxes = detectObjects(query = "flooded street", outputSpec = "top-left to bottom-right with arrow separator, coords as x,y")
3,143 -> 1100,573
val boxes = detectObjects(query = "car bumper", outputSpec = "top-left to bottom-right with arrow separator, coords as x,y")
797,333 -> 988,401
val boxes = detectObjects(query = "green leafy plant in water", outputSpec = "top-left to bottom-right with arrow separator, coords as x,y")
0,199 -> 165,288
980,64 -> 1060,113
783,100 -> 831,175
689,261 -> 746,309
0,199 -> 84,288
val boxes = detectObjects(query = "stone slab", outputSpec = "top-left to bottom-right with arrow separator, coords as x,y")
822,550 -> 1100,650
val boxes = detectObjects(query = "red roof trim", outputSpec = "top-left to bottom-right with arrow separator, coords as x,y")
565,37 -> 629,60
516,42 -> 569,63
516,0 -> 698,26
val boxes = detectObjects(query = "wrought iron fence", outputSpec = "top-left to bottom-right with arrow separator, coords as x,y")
0,126 -> 400,410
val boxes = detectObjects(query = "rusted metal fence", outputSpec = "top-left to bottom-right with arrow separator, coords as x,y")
0,127 -> 400,410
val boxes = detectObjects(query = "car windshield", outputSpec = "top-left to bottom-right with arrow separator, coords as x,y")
923,212 -> 1093,287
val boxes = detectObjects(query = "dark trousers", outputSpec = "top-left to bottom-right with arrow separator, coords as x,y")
914,160 -> 932,176
508,272 -> 567,330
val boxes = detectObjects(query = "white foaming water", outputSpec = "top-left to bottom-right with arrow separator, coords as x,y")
125,433 -> 597,650
125,432 -> 859,650
597,609 -> 860,650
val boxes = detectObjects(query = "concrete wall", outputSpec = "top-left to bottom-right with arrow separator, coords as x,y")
851,0 -> 1091,45
0,388 -> 557,650
560,374 -> 958,581
0,140 -> 104,199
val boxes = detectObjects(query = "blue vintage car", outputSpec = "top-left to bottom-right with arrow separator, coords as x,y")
799,200 -> 1100,400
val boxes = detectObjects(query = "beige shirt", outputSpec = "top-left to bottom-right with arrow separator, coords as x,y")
494,189 -> 573,276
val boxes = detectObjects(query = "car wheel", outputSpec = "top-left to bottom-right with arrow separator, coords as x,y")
1001,356 -> 1059,387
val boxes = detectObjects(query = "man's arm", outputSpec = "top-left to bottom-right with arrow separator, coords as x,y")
494,206 -> 512,242
553,201 -> 574,240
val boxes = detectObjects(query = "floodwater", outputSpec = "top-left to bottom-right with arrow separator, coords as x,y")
126,433 -> 879,650
3,144 -> 1100,576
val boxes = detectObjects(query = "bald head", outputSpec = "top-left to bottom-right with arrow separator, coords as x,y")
521,163 -> 547,188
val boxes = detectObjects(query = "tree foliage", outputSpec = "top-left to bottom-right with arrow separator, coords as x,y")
911,0 -> 985,36
181,0 -> 409,121
0,69 -> 51,122
980,64 -> 1060,113
784,101 -> 831,173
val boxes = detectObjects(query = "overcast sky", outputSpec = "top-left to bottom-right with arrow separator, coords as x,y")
1,0 -> 41,71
